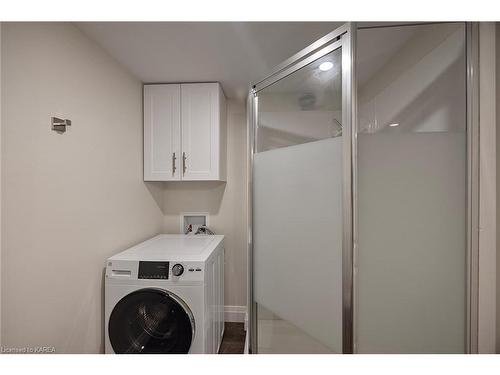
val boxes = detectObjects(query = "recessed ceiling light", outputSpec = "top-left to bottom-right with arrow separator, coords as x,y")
319,62 -> 333,71
388,123 -> 400,127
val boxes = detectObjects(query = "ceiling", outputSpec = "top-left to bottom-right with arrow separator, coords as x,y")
76,22 -> 343,100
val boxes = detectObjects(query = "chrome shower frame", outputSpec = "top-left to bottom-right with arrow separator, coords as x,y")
246,22 -> 479,354
247,22 -> 355,354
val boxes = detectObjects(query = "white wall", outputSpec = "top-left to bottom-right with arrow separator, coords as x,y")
162,100 -> 248,313
1,23 -> 164,353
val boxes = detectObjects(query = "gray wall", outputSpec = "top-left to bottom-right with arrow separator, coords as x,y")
497,22 -> 500,353
1,23 -> 164,353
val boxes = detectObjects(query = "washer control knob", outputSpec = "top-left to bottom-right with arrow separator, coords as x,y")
172,264 -> 184,277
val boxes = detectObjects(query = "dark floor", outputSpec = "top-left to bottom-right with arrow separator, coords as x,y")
218,322 -> 246,354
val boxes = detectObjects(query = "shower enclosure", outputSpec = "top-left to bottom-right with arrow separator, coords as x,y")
247,22 -> 479,353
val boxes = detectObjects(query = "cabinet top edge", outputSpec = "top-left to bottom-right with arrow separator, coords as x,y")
143,82 -> 221,87
143,82 -> 226,98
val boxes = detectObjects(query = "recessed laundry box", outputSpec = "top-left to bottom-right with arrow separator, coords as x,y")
105,234 -> 224,354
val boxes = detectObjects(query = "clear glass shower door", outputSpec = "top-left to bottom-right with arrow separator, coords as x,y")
251,32 -> 350,353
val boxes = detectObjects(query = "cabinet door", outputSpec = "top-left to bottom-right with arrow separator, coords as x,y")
144,84 -> 181,181
181,83 -> 220,180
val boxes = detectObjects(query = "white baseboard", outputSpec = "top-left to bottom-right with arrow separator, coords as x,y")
224,305 -> 247,323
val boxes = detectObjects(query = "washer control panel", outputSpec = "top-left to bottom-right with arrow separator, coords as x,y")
171,263 -> 184,277
138,261 -> 169,279
108,260 -> 204,281
170,262 -> 204,281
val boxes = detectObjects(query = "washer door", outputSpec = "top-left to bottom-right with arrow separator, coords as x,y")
109,288 -> 195,354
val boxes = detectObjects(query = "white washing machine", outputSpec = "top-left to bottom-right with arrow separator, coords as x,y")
105,234 -> 224,354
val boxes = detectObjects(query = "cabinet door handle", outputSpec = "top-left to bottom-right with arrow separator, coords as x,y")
182,152 -> 187,174
172,152 -> 177,175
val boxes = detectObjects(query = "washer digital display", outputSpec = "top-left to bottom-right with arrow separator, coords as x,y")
138,261 -> 170,279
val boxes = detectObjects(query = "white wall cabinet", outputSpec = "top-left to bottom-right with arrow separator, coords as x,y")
144,84 -> 181,180
144,83 -> 226,181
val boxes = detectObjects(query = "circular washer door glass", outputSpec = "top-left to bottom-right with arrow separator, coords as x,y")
109,288 -> 194,353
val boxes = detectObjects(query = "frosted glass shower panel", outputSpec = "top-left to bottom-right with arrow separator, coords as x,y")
356,23 -> 467,353
254,138 -> 343,352
253,48 -> 344,353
